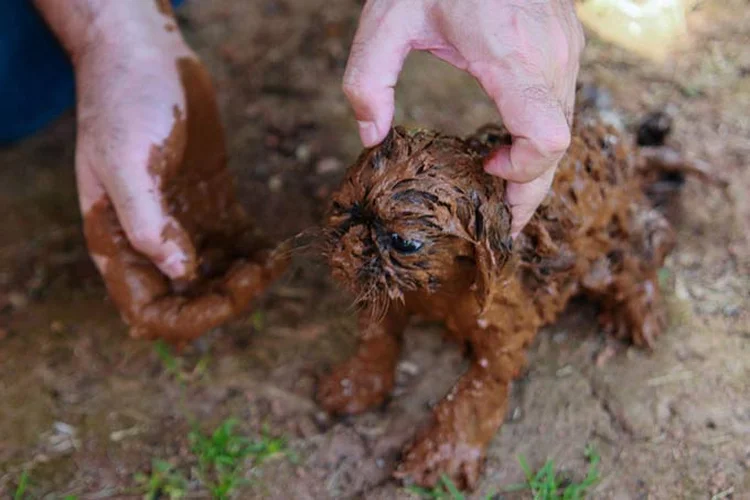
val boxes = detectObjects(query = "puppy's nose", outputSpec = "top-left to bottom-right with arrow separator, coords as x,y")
330,253 -> 353,281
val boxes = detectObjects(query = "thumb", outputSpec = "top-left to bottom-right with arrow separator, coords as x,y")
115,189 -> 196,280
343,5 -> 415,147
505,168 -> 556,238
77,152 -> 196,281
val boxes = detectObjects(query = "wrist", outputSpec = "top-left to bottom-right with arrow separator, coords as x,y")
34,0 -> 188,68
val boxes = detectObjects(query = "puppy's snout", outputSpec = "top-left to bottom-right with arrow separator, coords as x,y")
327,226 -> 372,290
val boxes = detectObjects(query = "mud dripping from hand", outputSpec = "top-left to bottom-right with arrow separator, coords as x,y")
83,57 -> 288,347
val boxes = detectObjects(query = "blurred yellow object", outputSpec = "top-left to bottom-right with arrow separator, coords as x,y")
576,0 -> 692,61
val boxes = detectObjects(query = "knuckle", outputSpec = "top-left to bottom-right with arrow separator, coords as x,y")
341,80 -> 365,102
555,39 -> 571,69
128,226 -> 163,255
535,126 -> 571,158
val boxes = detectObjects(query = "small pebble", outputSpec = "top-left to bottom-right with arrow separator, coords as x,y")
295,144 -> 312,162
511,407 -> 522,421
268,175 -> 283,192
316,157 -> 343,175
314,411 -> 330,427
8,291 -> 28,309
396,361 -> 419,376
53,422 -> 76,435
556,365 -> 574,378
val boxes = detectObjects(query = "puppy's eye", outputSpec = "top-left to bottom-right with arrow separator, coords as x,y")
390,233 -> 423,254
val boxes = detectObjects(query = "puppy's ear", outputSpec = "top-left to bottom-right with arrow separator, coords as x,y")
464,191 -> 514,313
369,126 -> 411,170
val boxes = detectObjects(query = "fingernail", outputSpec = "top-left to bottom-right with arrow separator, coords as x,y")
161,252 -> 187,278
357,121 -> 379,147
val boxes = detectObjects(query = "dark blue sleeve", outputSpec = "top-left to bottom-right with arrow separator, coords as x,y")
0,0 -> 186,145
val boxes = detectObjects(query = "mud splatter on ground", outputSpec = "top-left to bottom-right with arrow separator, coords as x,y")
0,0 -> 748,498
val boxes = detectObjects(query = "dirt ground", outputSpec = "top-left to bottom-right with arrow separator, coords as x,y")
1,1 -> 748,498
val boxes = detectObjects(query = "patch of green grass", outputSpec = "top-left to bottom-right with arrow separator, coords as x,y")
12,472 -> 78,500
13,471 -> 29,500
147,342 -> 291,499
251,310 -> 265,332
680,83 -> 704,98
407,446 -> 600,500
188,419 -> 290,500
657,267 -> 672,290
154,340 -> 210,383
407,474 -> 484,499
504,445 -> 601,500
154,340 -> 185,380
135,460 -> 188,500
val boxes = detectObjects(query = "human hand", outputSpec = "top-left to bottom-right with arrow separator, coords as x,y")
343,0 -> 584,236
40,1 -> 288,344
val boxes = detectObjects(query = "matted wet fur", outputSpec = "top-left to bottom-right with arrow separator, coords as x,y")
317,112 -> 717,489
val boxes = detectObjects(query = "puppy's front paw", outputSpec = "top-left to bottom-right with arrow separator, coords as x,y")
394,430 -> 484,490
316,358 -> 395,415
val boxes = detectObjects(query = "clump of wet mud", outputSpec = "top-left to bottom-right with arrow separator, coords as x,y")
83,57 -> 288,347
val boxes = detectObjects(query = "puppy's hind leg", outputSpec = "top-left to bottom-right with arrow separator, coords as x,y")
316,305 -> 408,415
583,208 -> 676,348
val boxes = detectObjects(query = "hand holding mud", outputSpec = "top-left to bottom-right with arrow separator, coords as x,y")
345,0 -> 585,235
33,0 -> 287,345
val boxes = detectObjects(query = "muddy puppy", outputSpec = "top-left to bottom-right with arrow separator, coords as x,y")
317,116 -> 714,489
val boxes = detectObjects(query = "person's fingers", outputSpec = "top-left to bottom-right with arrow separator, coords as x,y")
81,197 -> 169,317
505,168 -> 556,237
343,4 -> 416,147
78,136 -> 196,280
481,79 -> 571,183
111,175 -> 195,280
132,294 -> 234,343
474,70 -> 571,236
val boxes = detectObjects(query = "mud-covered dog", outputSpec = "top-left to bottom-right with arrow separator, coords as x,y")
317,111 -> 718,489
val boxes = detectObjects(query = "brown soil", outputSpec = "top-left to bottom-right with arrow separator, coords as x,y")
1,0 -> 748,498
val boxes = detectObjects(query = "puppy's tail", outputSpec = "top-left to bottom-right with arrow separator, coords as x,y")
635,111 -> 728,209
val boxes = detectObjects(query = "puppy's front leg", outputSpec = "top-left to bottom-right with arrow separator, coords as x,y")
317,304 -> 408,415
395,324 -> 533,490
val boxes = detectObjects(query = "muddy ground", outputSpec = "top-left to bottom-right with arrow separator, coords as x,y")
1,1 -> 748,498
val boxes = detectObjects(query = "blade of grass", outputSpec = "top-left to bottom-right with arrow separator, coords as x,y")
14,471 -> 29,500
